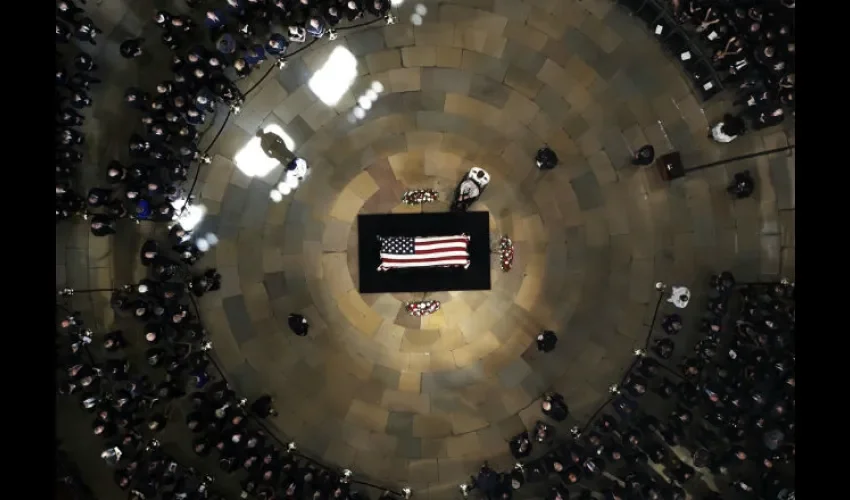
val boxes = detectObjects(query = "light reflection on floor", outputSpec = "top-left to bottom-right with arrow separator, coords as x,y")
307,45 -> 358,106
234,124 -> 296,178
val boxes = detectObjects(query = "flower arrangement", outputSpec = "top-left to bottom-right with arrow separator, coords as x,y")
499,235 -> 514,272
406,300 -> 441,317
402,189 -> 439,205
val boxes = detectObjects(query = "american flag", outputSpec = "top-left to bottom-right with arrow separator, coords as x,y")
377,235 -> 471,271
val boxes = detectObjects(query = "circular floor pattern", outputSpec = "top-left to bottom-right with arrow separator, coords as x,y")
64,0 -> 795,496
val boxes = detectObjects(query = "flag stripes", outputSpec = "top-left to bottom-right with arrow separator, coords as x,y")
378,235 -> 471,271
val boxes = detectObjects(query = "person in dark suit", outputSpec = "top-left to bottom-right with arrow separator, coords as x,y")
632,145 -> 655,166
57,21 -> 73,43
535,146 -> 558,170
623,374 -> 648,398
266,33 -> 288,57
190,269 -> 221,297
57,190 -> 84,222
367,0 -> 390,18
86,187 -> 112,208
74,17 -> 103,45
258,129 -> 295,165
545,485 -> 569,500
662,313 -> 683,335
90,214 -> 116,236
653,338 -> 675,359
753,105 -> 785,130
728,170 -> 755,198
140,240 -> 159,267
536,330 -> 558,353
509,432 -> 532,459
249,395 -> 277,418
541,392 -> 569,421
119,38 -> 144,59
288,313 -> 309,336
57,0 -> 84,22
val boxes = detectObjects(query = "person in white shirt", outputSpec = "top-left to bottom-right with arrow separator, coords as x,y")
668,286 -> 691,309
286,157 -> 309,180
451,167 -> 490,212
288,25 -> 306,43
710,114 -> 746,143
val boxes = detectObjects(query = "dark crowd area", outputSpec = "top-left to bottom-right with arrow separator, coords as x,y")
464,277 -> 794,500
619,0 -> 794,142
56,0 -> 394,231
57,222 -> 409,500
675,0 -> 795,140
57,221 -> 226,499
56,1 -> 402,497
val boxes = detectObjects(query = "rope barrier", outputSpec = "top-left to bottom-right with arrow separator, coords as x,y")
177,109 -> 232,218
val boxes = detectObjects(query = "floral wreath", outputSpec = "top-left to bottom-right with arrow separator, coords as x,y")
499,235 -> 514,272
406,300 -> 441,317
401,189 -> 439,205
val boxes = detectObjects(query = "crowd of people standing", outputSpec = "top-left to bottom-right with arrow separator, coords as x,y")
470,275 -> 794,500
57,223 -> 396,498
58,0 -> 394,235
56,0 -> 102,223
57,218 -> 333,499
57,219 -> 228,497
57,2 -> 400,495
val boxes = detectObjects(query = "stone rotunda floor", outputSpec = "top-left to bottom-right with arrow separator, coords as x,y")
56,0 -> 795,497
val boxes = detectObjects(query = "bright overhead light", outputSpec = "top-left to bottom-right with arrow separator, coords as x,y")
415,4 -> 427,15
410,13 -> 422,25
234,124 -> 296,178
364,89 -> 378,101
357,96 -> 373,110
353,106 -> 365,120
234,140 -> 278,177
270,190 -> 283,202
371,81 -> 384,93
308,46 -> 358,106
391,0 -> 404,5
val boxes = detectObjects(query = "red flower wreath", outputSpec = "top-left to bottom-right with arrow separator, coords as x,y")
499,236 -> 514,272
401,189 -> 439,205
406,300 -> 441,317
